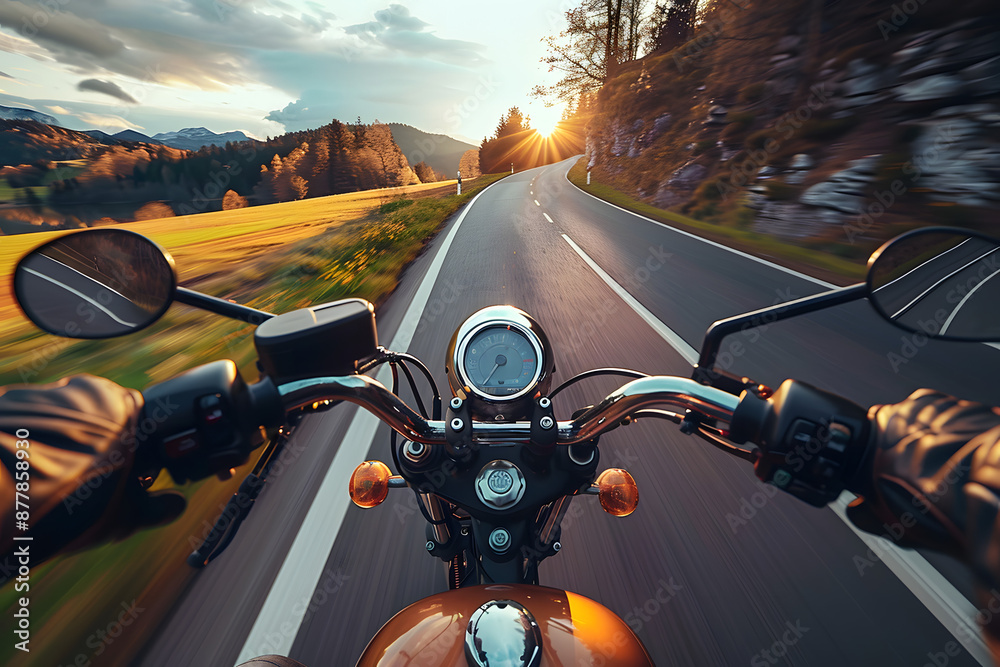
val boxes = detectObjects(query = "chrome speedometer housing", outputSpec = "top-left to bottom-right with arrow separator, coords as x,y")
446,306 -> 554,420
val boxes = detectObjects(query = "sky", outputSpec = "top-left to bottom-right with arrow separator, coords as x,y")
0,0 -> 576,145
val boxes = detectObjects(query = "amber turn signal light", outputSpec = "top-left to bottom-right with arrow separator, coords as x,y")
596,468 -> 639,517
350,460 -> 392,508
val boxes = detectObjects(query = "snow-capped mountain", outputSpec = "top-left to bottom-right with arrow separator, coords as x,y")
152,127 -> 251,150
0,105 -> 58,125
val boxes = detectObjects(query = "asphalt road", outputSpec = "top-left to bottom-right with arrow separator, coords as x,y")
139,158 -> 1000,666
17,253 -> 152,337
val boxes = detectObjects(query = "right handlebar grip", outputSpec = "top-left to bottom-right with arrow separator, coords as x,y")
729,379 -> 871,507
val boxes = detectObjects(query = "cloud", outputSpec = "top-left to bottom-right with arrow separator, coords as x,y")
77,79 -> 138,104
0,70 -> 12,79
76,112 -> 144,132
343,4 -> 486,65
0,0 -> 125,58
46,105 -> 71,115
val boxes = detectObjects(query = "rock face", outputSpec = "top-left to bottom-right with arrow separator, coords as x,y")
910,116 -> 1000,206
654,163 -> 707,207
584,11 -> 999,239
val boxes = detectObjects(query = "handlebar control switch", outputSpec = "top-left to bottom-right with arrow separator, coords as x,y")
729,379 -> 869,507
142,360 -> 266,483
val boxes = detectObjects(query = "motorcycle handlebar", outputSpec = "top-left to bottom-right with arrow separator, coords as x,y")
271,373 -> 742,446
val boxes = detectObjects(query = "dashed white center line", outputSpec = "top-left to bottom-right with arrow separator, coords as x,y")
543,213 -> 553,224
534,200 -> 540,206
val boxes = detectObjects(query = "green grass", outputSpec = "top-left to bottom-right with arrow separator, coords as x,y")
0,172 -> 507,667
567,158 -> 865,284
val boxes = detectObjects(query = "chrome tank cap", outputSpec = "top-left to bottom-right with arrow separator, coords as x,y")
465,599 -> 542,667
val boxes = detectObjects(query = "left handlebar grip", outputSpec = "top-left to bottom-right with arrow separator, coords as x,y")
137,360 -> 277,483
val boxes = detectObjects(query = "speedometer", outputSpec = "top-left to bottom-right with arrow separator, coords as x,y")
461,325 -> 541,398
446,306 -> 554,419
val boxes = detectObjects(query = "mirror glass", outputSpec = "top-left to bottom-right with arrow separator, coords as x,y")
13,229 -> 176,339
867,228 -> 1000,342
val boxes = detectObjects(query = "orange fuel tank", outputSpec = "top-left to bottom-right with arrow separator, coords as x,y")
356,584 -> 654,666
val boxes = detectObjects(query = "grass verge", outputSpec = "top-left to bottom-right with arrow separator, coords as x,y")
567,158 -> 866,285
0,172 -> 507,667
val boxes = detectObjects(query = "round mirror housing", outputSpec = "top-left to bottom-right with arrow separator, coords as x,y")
867,226 -> 1000,342
13,229 -> 176,339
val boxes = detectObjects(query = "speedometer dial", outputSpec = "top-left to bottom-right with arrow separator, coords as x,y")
461,324 -> 541,399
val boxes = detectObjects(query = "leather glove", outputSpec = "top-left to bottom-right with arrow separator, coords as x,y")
846,389 -> 1000,653
0,375 -> 185,570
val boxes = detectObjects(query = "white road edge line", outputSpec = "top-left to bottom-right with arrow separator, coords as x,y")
560,227 -> 990,666
563,163 -> 837,290
236,176 -> 508,664
891,248 -> 999,319
874,238 -> 970,293
830,496 -> 990,664
22,267 -> 137,327
561,234 -> 698,365
562,162 -> 1000,357
36,254 -> 132,302
941,267 -> 1000,335
543,213 -> 554,224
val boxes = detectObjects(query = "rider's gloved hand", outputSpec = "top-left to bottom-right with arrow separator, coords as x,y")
0,375 -> 185,568
846,389 -> 1000,650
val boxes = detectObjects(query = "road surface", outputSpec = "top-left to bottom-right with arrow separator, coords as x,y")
139,157 -> 1000,666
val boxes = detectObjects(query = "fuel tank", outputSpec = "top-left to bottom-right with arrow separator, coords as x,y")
356,584 -> 654,666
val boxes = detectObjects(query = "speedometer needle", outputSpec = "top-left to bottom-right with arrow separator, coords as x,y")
482,354 -> 507,385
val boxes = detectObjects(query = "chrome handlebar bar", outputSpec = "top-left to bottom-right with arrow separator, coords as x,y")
276,373 -> 741,445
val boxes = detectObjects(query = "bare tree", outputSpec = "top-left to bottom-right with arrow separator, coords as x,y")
534,0 -> 649,104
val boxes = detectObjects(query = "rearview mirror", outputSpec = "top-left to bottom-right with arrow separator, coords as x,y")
13,229 -> 176,339
867,227 -> 1000,342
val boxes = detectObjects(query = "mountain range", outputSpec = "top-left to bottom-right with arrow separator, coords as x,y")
0,105 -> 58,125
151,127 -> 251,151
387,123 -> 476,176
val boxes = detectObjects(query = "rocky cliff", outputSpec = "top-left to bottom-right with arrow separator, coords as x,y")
585,0 -> 1000,258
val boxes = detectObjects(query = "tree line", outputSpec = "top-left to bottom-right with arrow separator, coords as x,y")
33,119 -> 442,224
478,96 -> 592,174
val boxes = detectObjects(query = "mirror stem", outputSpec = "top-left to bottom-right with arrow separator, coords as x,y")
175,287 -> 275,325
693,283 -> 867,386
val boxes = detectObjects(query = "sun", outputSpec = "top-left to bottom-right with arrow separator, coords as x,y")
531,108 -> 562,139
